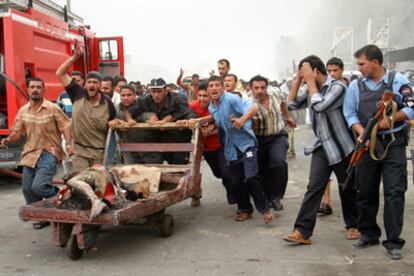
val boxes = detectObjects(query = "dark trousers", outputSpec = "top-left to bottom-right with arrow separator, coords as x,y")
203,148 -> 237,204
294,147 -> 357,239
257,131 -> 289,201
228,146 -> 269,214
356,135 -> 407,250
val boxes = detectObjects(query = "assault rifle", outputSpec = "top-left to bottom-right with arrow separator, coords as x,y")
342,91 -> 394,191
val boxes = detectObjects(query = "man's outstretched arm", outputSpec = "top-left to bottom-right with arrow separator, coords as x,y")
56,40 -> 83,88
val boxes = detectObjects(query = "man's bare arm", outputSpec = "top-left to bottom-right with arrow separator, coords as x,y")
288,71 -> 303,102
0,131 -> 23,148
176,68 -> 186,90
62,127 -> 74,155
232,104 -> 259,129
56,40 -> 83,88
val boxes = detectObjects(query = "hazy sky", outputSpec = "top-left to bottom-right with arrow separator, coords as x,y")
57,0 -> 413,83
59,0 -> 318,83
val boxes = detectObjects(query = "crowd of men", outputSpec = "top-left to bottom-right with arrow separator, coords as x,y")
1,43 -> 414,260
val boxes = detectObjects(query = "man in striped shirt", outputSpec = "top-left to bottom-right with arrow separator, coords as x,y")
0,77 -> 72,229
250,75 -> 296,211
283,55 -> 358,245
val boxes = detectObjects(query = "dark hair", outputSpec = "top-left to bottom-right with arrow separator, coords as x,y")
26,77 -> 44,87
249,75 -> 268,87
192,74 -> 200,79
86,71 -> 102,82
198,81 -> 208,91
354,44 -> 383,65
225,73 -> 238,83
326,57 -> 344,70
119,84 -> 136,94
218,59 -> 230,68
102,76 -> 115,87
70,70 -> 84,79
114,76 -> 127,86
350,74 -> 358,81
298,55 -> 327,76
166,83 -> 178,90
207,75 -> 224,86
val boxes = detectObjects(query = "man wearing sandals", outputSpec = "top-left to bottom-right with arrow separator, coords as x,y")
207,75 -> 273,224
0,77 -> 72,229
283,55 -> 358,244
249,75 -> 296,212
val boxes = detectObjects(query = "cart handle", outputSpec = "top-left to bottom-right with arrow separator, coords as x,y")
112,122 -> 197,130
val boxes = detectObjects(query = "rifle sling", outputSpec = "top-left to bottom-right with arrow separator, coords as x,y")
369,100 -> 398,160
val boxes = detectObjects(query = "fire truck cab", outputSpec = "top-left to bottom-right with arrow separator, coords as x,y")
0,0 -> 124,169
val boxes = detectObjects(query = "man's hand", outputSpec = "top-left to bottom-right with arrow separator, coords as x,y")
108,119 -> 122,129
295,70 -> 302,84
0,138 -> 9,149
179,68 -> 184,77
73,40 -> 84,60
126,119 -> 137,127
285,116 -> 297,128
65,143 -> 74,156
209,69 -> 215,77
175,119 -> 188,126
230,117 -> 245,129
357,134 -> 370,148
201,124 -> 217,137
147,114 -> 159,125
176,119 -> 197,128
377,117 -> 391,130
300,62 -> 317,84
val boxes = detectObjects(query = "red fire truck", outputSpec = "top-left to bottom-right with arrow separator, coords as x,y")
0,0 -> 124,169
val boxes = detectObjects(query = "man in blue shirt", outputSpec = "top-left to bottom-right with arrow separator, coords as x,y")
343,44 -> 414,260
56,71 -> 84,118
208,75 -> 273,224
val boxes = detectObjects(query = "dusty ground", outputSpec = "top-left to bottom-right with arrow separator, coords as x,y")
0,126 -> 413,276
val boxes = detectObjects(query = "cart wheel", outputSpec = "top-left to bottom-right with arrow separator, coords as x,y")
67,235 -> 83,260
159,214 -> 174,237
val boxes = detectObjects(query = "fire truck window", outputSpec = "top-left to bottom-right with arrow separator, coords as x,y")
99,40 -> 118,61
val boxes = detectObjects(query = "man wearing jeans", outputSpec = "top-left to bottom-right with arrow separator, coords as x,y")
0,77 -> 72,229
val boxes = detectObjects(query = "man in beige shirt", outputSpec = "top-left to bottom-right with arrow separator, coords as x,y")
56,42 -> 116,171
0,77 -> 72,228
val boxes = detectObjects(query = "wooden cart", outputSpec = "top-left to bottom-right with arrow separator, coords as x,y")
19,123 -> 202,260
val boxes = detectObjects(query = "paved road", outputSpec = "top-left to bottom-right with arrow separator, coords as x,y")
0,126 -> 413,275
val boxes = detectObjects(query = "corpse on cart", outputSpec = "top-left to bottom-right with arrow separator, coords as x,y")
19,123 -> 202,260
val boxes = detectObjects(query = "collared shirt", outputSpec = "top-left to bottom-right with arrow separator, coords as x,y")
65,80 -> 116,159
111,92 -> 121,108
289,77 -> 354,165
209,92 -> 256,161
136,92 -> 196,120
252,90 -> 285,136
189,100 -> 221,152
13,100 -> 71,168
56,91 -> 72,117
343,70 -> 414,134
